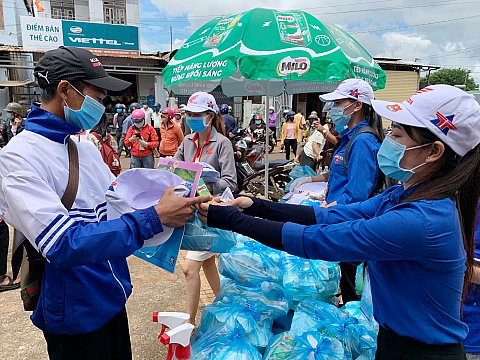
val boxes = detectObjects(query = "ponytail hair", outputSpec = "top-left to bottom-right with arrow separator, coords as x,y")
402,125 -> 480,303
362,103 -> 384,141
210,111 -> 226,136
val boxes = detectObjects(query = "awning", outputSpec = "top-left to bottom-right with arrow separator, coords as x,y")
0,80 -> 35,87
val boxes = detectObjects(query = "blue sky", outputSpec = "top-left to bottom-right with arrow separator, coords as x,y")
139,0 -> 192,53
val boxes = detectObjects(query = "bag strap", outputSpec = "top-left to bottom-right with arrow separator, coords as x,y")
61,138 -> 79,211
343,126 -> 375,174
91,131 -> 105,145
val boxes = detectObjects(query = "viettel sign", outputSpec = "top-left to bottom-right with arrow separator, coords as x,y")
62,20 -> 139,56
20,16 -> 139,56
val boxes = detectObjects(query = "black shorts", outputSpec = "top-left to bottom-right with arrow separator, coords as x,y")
375,326 -> 466,360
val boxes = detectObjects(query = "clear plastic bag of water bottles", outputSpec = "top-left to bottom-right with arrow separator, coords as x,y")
281,254 -> 340,305
263,331 -> 348,360
181,214 -> 237,252
290,299 -> 358,356
191,323 -> 263,360
218,238 -> 283,284
196,294 -> 274,349
216,278 -> 292,319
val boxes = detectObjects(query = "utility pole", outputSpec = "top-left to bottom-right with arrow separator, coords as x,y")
170,26 -> 173,59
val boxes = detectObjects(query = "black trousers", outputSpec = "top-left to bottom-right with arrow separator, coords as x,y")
339,261 -> 361,304
43,307 -> 132,360
0,222 -> 22,279
376,326 -> 466,360
269,126 -> 277,141
284,138 -> 297,160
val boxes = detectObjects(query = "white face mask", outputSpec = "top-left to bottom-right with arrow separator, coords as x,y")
134,120 -> 145,129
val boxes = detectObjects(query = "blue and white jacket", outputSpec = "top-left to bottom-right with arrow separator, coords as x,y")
0,106 -> 163,335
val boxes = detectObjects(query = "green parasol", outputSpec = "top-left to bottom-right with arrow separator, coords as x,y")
163,8 -> 386,198
164,8 -> 386,95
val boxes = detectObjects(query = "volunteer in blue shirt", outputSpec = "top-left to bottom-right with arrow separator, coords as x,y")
292,79 -> 384,304
464,207 -> 480,358
290,78 -> 384,205
199,85 -> 480,359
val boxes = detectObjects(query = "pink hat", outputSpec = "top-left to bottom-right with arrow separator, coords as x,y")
371,84 -> 480,157
162,107 -> 175,118
131,108 -> 145,120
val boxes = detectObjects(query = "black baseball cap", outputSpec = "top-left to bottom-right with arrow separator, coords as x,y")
34,46 -> 131,91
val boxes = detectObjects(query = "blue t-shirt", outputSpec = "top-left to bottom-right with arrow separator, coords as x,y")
122,115 -> 133,134
463,208 -> 480,353
223,114 -> 238,135
326,120 -> 380,205
283,185 -> 467,344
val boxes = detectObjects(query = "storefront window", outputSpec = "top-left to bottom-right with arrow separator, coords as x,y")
103,0 -> 126,25
51,0 -> 75,20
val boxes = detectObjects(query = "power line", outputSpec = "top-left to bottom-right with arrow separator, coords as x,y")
140,0 -> 478,22
350,14 -> 480,34
420,45 -> 480,60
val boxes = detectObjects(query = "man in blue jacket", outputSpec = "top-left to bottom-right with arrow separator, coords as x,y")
0,47 -> 210,360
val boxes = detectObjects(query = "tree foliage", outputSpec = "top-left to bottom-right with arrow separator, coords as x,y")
421,68 -> 477,91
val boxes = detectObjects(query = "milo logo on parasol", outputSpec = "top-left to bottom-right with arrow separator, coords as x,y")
277,16 -> 295,22
277,56 -> 310,76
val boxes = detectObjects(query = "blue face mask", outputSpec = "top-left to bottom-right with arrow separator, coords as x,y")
116,108 -> 122,113
255,119 -> 262,125
329,102 -> 356,127
377,136 -> 431,182
6,113 -> 13,121
186,116 -> 209,133
64,85 -> 105,130
335,124 -> 347,134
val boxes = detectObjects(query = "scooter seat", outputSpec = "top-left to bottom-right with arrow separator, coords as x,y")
253,159 -> 290,171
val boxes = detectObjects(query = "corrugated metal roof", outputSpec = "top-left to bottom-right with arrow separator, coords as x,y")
374,57 -> 440,70
0,46 -> 162,60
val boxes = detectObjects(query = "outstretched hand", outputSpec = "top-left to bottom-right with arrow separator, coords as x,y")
196,196 -> 253,223
155,187 -> 212,228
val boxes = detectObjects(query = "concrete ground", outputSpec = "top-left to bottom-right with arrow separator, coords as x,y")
1,145 -> 291,359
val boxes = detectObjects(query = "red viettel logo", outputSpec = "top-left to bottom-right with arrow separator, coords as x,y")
90,57 -> 102,68
205,147 -> 214,155
431,112 -> 456,135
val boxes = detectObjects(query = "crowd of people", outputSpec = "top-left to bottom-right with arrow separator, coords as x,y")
0,45 -> 480,360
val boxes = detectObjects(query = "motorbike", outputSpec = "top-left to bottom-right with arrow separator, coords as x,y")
233,131 -> 294,201
246,126 -> 276,153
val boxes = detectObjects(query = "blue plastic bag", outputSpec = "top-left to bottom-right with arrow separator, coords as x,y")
197,294 -> 274,348
216,278 -> 292,319
219,239 -> 283,284
263,331 -> 347,360
355,263 -> 365,296
342,301 -> 378,358
181,214 -> 237,252
285,165 -> 317,193
281,254 -> 340,305
290,299 -> 358,356
191,324 -> 263,360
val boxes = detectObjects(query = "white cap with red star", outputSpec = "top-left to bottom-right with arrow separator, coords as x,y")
371,84 -> 480,157
319,78 -> 375,105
